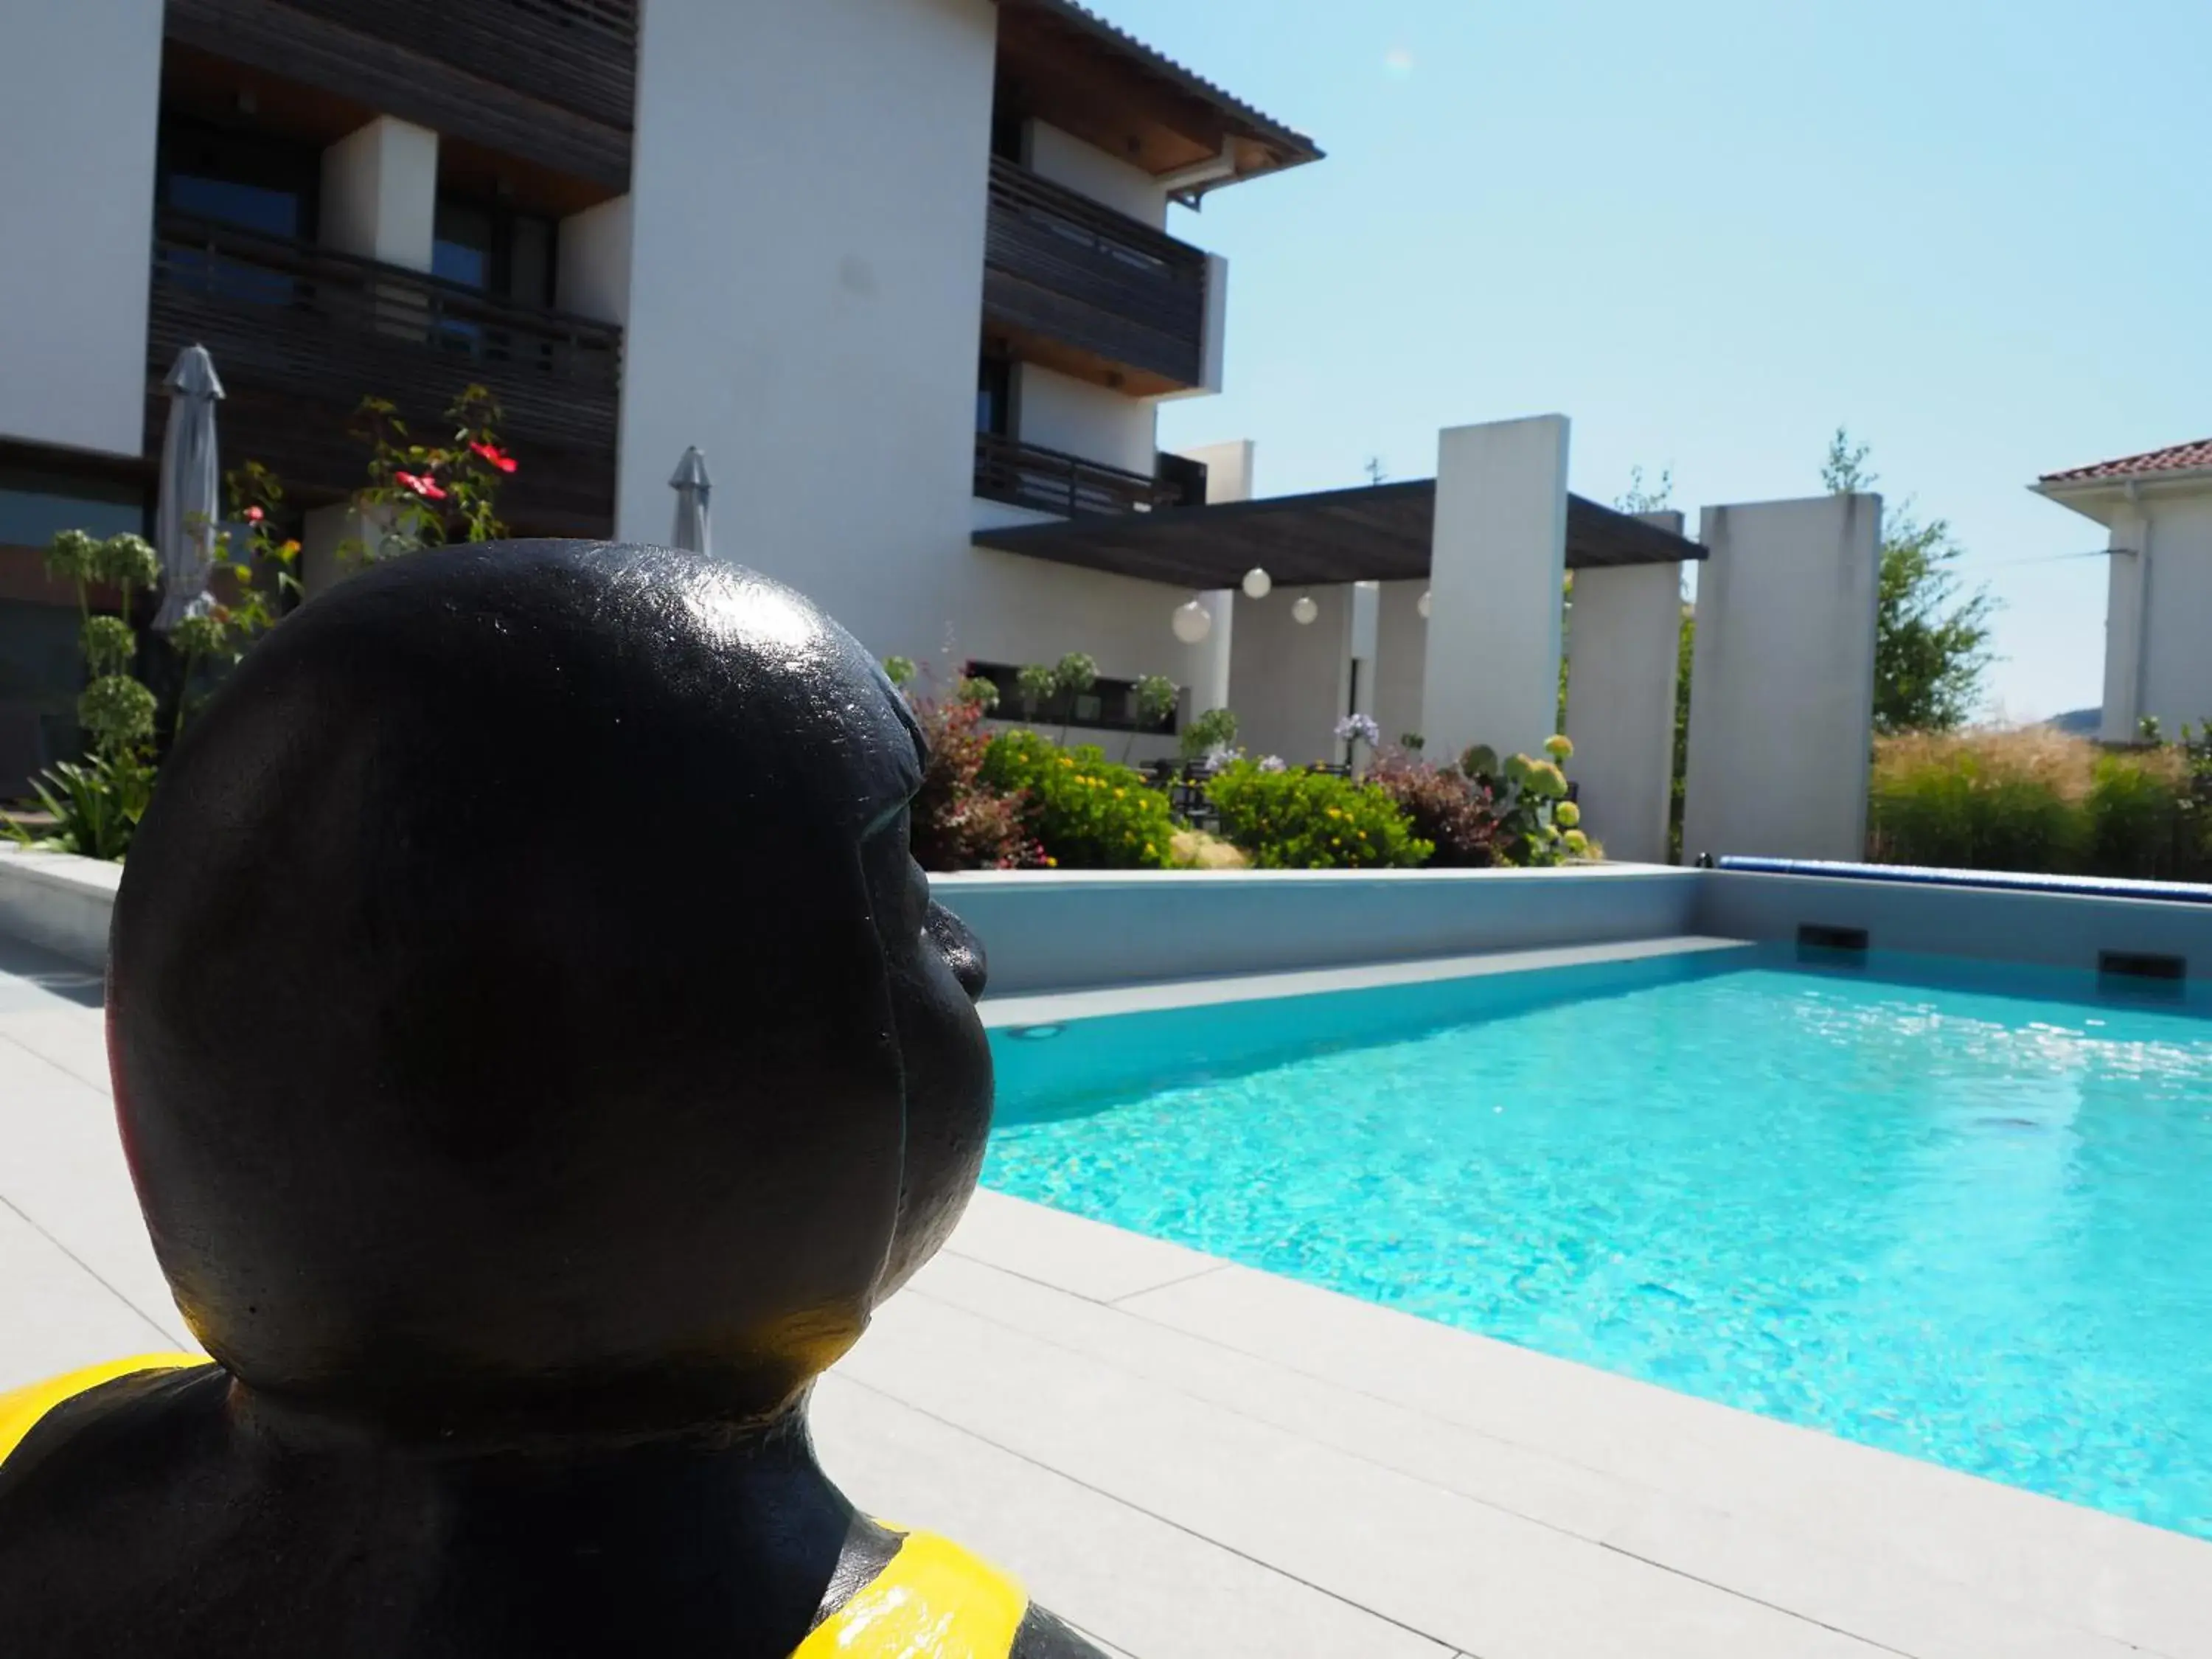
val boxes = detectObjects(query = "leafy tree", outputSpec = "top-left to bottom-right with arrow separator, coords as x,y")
1822,428 -> 1996,733
1617,465 -> 1674,516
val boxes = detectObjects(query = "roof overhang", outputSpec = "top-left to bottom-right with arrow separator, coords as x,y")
995,0 -> 1323,197
974,480 -> 1706,589
2031,465 -> 2212,528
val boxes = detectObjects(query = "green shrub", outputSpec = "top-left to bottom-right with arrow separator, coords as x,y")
2085,748 -> 2190,880
906,692 -> 1044,872
1367,751 -> 1498,867
1205,761 -> 1430,869
7,751 -> 154,863
1869,729 -> 2088,873
1457,734 -> 1590,866
980,728 -> 1178,869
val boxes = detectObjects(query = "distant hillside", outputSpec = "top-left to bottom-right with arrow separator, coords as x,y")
2045,708 -> 2101,736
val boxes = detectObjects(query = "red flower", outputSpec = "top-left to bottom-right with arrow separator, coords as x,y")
243,505 -> 265,524
470,440 -> 518,474
395,470 -> 448,501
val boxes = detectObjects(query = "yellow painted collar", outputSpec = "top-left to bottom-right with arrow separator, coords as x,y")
1,1359 -> 1032,1658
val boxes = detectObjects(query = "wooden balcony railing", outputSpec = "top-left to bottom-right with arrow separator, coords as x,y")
984,159 -> 1209,393
975,432 -> 1176,520
147,212 -> 622,531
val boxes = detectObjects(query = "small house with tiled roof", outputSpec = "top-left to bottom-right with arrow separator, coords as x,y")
2034,437 -> 2212,742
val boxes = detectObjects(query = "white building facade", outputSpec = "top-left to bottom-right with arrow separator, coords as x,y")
2035,440 -> 2212,743
0,0 -> 1318,789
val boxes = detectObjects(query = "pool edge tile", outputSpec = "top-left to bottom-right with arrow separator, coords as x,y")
948,1188 -> 1228,1304
978,934 -> 1755,1028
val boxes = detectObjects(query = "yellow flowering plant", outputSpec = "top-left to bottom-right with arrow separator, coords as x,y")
1205,760 -> 1430,869
1459,735 -> 1597,866
979,729 -> 1178,869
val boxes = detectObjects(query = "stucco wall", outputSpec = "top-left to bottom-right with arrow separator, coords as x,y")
1683,494 -> 1881,863
1016,363 -> 1157,476
1230,584 -> 1352,765
616,0 -> 1200,690
1371,580 -> 1428,752
1026,120 -> 1168,229
2138,493 -> 2212,737
555,195 -> 633,327
319,118 -> 438,271
0,0 -> 164,457
1174,439 -> 1255,714
1567,550 -> 1683,865
1422,417 -> 1570,766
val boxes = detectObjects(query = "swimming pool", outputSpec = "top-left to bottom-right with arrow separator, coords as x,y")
983,947 -> 2212,1537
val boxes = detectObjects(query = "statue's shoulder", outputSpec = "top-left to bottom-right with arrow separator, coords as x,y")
0,1353 -> 214,1478
802,1528 -> 1109,1659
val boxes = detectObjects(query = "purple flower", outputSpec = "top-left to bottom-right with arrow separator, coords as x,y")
1335,713 -> 1382,748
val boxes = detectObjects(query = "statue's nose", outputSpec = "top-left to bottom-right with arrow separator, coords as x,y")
925,902 -> 988,1003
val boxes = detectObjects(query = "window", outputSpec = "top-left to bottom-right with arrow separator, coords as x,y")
964,661 -> 1180,737
157,117 -> 318,239
434,197 -> 559,305
433,201 -> 495,291
0,470 -> 146,552
156,116 -> 319,305
977,353 -> 1015,438
1155,451 -> 1209,507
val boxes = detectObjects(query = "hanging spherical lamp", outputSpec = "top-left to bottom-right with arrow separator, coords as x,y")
1417,590 -> 1433,620
1291,594 -> 1319,626
1172,597 -> 1214,644
1242,567 -> 1273,601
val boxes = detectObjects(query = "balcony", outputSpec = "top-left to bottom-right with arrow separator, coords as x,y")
165,0 -> 637,190
147,212 -> 622,533
983,159 -> 1211,397
975,433 -> 1177,520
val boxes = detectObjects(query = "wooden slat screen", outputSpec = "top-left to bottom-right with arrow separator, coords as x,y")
271,0 -> 636,131
983,159 -> 1207,389
166,0 -> 632,190
975,432 -> 1172,520
146,214 -> 619,532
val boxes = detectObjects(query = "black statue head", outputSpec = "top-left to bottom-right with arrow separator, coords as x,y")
108,541 -> 992,1438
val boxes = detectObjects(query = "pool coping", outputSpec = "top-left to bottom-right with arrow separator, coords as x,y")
874,1186 -> 2212,1659
978,933 -> 1753,1027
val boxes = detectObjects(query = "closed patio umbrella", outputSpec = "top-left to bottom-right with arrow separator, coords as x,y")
670,445 -> 712,557
151,344 -> 226,633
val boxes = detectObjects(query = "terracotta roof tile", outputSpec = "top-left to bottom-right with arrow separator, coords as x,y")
2040,438 -> 2212,485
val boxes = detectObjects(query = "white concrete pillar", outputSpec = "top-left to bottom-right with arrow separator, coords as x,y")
1371,580 -> 1428,752
1682,493 -> 1882,863
301,503 -> 408,598
1347,580 -> 1380,764
1565,518 -> 1683,864
1421,415 -> 1570,767
1175,439 -> 1253,716
2098,505 -> 2147,742
557,195 -> 634,325
0,0 -> 163,457
320,117 -> 439,271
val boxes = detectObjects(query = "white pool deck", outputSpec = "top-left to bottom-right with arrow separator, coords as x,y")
0,935 -> 2204,1658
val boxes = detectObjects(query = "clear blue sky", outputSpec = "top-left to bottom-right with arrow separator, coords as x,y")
1111,0 -> 2212,722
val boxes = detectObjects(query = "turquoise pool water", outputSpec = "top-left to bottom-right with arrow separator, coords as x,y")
983,949 -> 2212,1537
